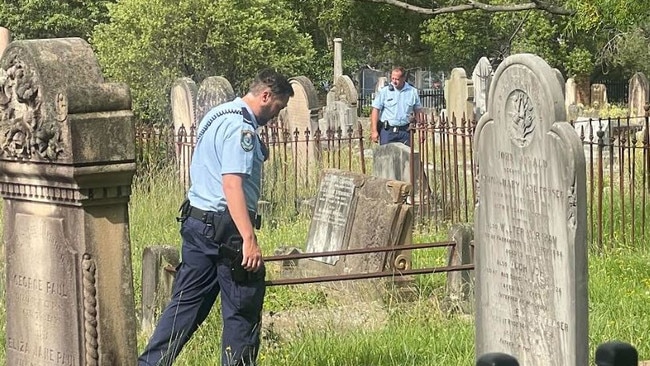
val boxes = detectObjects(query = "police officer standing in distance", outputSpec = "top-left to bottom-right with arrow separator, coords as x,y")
370,66 -> 422,146
138,69 -> 293,366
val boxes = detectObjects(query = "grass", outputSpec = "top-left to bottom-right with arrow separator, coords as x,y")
1,164 -> 650,365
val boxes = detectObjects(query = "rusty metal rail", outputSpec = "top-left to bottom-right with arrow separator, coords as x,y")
263,240 -> 475,287
263,241 -> 456,262
265,263 -> 475,286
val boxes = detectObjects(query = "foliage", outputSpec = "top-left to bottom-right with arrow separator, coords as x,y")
91,0 -> 316,123
0,0 -> 113,40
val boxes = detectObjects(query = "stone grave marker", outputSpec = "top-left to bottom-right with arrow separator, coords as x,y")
565,78 -> 577,117
195,75 -> 235,124
590,83 -> 608,109
628,72 -> 649,120
141,245 -> 180,333
375,76 -> 388,93
474,53 -> 588,365
446,67 -> 474,122
472,57 -> 493,121
322,75 -> 359,132
277,76 -> 321,186
1,37 -> 137,365
170,77 -> 198,189
303,169 -> 413,276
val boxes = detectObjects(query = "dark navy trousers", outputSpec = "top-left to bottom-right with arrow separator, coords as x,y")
379,128 -> 410,146
138,217 -> 266,366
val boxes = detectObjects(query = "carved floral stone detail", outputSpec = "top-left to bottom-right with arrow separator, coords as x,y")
0,54 -> 64,161
506,90 -> 536,147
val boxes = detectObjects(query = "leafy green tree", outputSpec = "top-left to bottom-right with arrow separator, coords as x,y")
92,0 -> 316,123
0,0 -> 113,40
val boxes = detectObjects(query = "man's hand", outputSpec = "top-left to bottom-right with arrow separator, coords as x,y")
371,130 -> 379,144
241,236 -> 263,272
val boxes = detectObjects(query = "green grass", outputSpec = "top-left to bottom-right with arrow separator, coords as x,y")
1,165 -> 650,365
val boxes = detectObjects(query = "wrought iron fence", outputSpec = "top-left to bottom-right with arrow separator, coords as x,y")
135,114 -> 649,249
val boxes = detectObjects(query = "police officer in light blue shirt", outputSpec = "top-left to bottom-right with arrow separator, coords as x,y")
371,66 -> 422,146
138,69 -> 293,366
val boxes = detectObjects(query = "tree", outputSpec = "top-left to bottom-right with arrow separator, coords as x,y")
92,0 -> 316,123
0,0 -> 113,40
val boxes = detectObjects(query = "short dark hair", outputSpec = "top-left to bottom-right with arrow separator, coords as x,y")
250,68 -> 294,98
392,66 -> 407,79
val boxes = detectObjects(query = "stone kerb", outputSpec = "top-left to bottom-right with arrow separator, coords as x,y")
628,72 -> 649,121
473,53 -> 588,365
0,37 -> 137,365
446,67 -> 475,123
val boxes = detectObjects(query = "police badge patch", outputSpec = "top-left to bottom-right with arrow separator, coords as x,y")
240,130 -> 255,152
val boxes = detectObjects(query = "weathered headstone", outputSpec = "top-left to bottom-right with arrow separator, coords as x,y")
323,75 -> 359,132
303,169 -> 412,275
565,78 -> 577,117
0,27 -> 10,58
1,37 -> 137,365
195,76 -> 235,124
591,83 -> 608,109
444,223 -> 474,313
375,76 -> 388,93
628,72 -> 649,120
446,67 -> 474,122
474,53 -> 587,365
277,76 -> 322,185
472,57 -> 493,121
372,142 -> 421,194
141,245 -> 180,333
170,77 -> 198,190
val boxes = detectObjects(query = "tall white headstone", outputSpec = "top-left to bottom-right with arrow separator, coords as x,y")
474,53 -> 588,365
472,57 -> 493,121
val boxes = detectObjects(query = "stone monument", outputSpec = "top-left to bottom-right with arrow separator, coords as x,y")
0,38 -> 138,365
628,72 -> 649,120
473,53 -> 587,365
472,57 -> 493,121
170,77 -> 198,189
304,169 -> 413,275
195,76 -> 235,124
446,67 -> 474,122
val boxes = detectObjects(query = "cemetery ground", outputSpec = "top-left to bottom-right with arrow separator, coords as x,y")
0,165 -> 648,365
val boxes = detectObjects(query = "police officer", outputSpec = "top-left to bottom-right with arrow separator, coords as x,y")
370,66 -> 422,146
138,69 -> 293,366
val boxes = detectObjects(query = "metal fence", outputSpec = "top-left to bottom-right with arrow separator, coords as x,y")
135,114 -> 650,249
357,88 -> 446,116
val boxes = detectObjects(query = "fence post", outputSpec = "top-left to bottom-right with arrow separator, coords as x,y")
595,341 -> 639,366
476,353 -> 519,366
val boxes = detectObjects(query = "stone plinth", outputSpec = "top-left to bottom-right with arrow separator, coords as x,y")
1,38 -> 137,365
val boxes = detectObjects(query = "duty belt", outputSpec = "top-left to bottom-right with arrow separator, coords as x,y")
187,205 -> 262,230
382,121 -> 409,132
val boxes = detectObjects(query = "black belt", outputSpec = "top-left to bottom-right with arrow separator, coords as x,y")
382,121 -> 409,132
187,205 -> 261,230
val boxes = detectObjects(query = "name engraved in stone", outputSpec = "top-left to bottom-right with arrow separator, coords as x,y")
12,274 -> 69,298
8,337 -> 78,365
312,176 -> 355,228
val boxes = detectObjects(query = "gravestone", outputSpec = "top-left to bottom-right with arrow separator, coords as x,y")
446,67 -> 474,122
372,143 -> 422,197
472,57 -> 493,121
474,53 -> 587,365
565,78 -> 577,117
591,83 -> 608,109
277,76 -> 322,186
195,76 -> 235,124
444,223 -> 474,313
333,38 -> 343,79
628,72 -> 649,120
0,27 -> 10,58
303,169 -> 413,275
170,77 -> 198,190
141,245 -> 180,333
1,38 -> 137,365
322,75 -> 359,132
375,76 -> 388,93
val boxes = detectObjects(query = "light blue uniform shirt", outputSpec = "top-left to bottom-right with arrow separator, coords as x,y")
371,82 -> 422,126
187,97 -> 264,213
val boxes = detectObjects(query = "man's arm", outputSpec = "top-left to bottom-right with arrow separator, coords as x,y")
223,173 -> 262,272
370,108 -> 381,143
